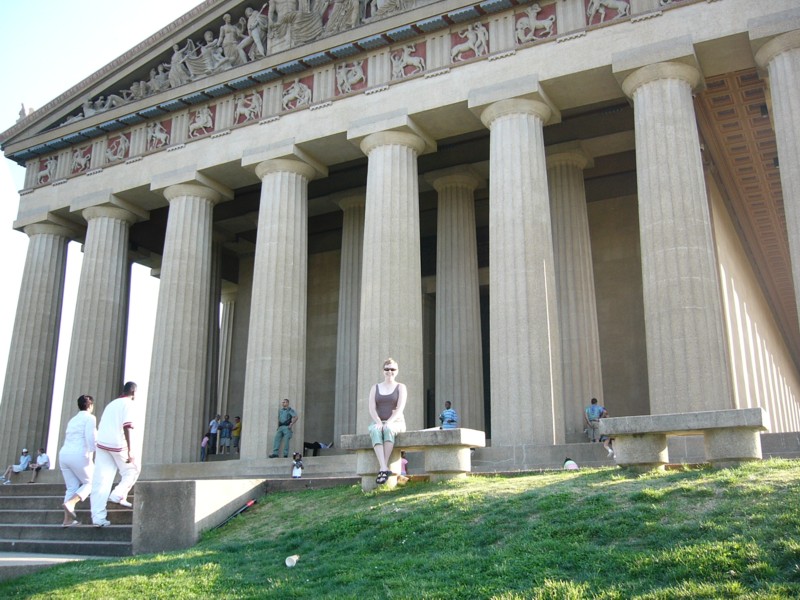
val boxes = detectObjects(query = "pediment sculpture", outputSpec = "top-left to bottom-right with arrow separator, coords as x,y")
55,0 -> 422,128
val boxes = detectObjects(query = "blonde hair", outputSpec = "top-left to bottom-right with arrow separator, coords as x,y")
383,357 -> 398,368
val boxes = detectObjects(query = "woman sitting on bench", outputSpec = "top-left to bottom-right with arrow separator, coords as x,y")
367,357 -> 407,485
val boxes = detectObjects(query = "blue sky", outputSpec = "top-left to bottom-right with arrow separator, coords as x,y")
0,0 -> 202,453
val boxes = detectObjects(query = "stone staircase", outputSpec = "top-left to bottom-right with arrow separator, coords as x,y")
0,482 -> 132,557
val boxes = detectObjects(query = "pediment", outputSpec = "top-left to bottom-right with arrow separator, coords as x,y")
0,0 -> 460,164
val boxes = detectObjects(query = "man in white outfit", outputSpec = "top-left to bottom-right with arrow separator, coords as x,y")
90,381 -> 140,527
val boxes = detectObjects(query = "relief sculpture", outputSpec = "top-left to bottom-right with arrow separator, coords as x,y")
516,4 -> 556,43
58,0 -> 429,127
451,22 -> 489,63
282,79 -> 313,110
587,0 -> 630,25
336,61 -> 365,95
390,44 -> 425,80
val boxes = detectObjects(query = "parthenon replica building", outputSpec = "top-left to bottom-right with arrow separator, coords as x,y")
1,0 -> 799,468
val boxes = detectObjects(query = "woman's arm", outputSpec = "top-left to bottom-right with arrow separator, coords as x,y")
367,385 -> 382,425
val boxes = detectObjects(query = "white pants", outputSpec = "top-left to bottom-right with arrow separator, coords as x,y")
90,448 -> 140,523
59,451 -> 94,503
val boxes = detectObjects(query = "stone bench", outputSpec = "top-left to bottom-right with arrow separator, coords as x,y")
599,408 -> 770,470
340,428 -> 486,491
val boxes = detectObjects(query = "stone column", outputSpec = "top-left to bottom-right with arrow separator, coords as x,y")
356,131 -> 427,432
755,31 -> 800,327
430,169 -> 485,431
204,238 -> 222,423
59,206 -> 137,441
217,284 -> 237,417
480,99 -> 564,446
547,147 -> 604,441
145,184 -> 223,464
333,192 -> 365,441
0,224 -> 70,461
622,62 -> 732,413
241,159 -> 315,459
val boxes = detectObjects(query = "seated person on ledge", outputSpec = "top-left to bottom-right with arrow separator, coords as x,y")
1,448 -> 31,484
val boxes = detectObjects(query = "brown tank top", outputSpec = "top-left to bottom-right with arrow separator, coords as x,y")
375,384 -> 399,420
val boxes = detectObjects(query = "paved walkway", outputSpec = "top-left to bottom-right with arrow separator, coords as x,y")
0,552 -> 101,582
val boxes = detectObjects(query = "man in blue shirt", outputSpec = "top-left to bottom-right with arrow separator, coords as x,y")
439,401 -> 459,429
584,397 -> 606,442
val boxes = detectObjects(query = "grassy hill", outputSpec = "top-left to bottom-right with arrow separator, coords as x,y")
5,458 -> 800,599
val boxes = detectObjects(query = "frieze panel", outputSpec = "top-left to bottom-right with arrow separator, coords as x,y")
282,76 -> 314,110
585,0 -> 630,25
70,146 -> 92,175
188,106 -> 217,138
390,44 -> 427,80
233,92 -> 265,125
37,156 -> 58,185
451,22 -> 490,63
335,60 -> 368,95
515,3 -> 557,44
105,133 -> 131,164
146,120 -> 172,151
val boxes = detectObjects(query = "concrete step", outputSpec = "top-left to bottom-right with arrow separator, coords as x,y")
0,483 -> 68,496
0,538 -> 131,557
0,523 -> 132,542
0,552 -> 101,582
0,508 -> 132,525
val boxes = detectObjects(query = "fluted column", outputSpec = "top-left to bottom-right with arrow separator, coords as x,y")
356,131 -> 426,432
0,224 -> 70,461
547,149 -> 603,441
622,62 -> 732,413
431,169 -> 485,431
59,206 -> 136,442
755,32 -> 800,327
204,238 -> 222,423
217,285 -> 237,417
480,99 -> 564,446
333,192 -> 365,441
241,159 -> 315,459
145,184 -> 223,464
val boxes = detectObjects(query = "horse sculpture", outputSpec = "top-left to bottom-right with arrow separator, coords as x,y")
587,0 -> 630,24
336,62 -> 365,95
516,4 -> 556,43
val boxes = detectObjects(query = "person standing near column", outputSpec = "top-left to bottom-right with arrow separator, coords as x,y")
269,399 -> 298,458
60,394 -> 96,527
208,414 -> 221,455
583,398 -> 605,443
232,416 -> 242,454
90,382 -> 140,527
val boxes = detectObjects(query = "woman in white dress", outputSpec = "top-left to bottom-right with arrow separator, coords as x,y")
59,395 -> 97,527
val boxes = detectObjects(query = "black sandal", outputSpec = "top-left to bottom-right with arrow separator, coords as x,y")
376,471 -> 389,484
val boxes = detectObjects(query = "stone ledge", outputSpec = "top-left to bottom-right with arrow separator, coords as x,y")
340,427 -> 486,450
599,408 -> 770,437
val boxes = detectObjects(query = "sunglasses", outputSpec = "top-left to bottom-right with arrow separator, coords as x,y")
384,367 -> 397,372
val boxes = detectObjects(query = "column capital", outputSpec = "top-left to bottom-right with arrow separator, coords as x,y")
546,144 -> 593,170
163,183 -> 224,204
359,130 -> 427,157
82,205 -> 139,225
331,188 -> 366,211
479,99 -> 552,129
23,223 -> 75,239
254,158 -> 318,181
755,30 -> 800,70
426,167 -> 483,192
621,62 -> 702,99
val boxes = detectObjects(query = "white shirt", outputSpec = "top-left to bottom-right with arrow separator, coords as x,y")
35,453 -> 50,468
60,410 -> 97,455
96,396 -> 135,453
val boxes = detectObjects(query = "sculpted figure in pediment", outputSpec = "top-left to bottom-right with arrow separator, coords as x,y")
183,32 -> 233,79
169,43 -> 193,88
366,0 -> 414,21
323,0 -> 361,35
268,0 -> 325,54
218,14 -> 246,67
451,22 -> 489,62
239,5 -> 269,61
149,65 -> 171,93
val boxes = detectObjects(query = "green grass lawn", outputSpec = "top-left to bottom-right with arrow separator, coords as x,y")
4,458 -> 800,599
